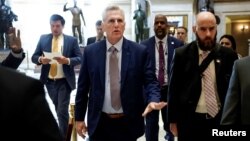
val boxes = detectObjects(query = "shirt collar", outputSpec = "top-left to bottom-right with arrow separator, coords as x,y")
198,47 -> 210,56
53,34 -> 63,40
155,35 -> 167,45
106,38 -> 123,52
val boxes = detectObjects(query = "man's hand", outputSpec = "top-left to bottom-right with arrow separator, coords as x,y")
170,123 -> 178,137
8,27 -> 22,53
39,56 -> 51,64
53,56 -> 69,64
142,101 -> 167,117
76,121 -> 88,139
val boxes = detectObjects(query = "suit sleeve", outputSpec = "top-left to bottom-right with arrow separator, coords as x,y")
143,46 -> 161,103
68,37 -> 82,66
167,49 -> 182,123
32,35 -> 44,65
1,52 -> 25,69
75,47 -> 90,121
221,61 -> 241,125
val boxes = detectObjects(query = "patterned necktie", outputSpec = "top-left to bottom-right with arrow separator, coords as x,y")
109,46 -> 121,110
201,51 -> 218,118
158,41 -> 165,86
49,37 -> 59,78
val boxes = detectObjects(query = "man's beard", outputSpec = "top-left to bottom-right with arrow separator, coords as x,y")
196,33 -> 217,51
155,28 -> 167,39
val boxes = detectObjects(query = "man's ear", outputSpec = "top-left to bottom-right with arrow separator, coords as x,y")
192,25 -> 196,33
101,23 -> 105,32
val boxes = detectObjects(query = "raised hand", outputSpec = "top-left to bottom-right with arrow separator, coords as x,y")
8,27 -> 22,53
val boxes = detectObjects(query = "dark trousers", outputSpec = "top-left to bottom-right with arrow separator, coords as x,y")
46,78 -> 71,140
177,113 -> 220,141
90,113 -> 137,141
145,85 -> 173,141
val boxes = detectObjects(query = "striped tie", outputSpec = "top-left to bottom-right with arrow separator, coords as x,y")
201,51 -> 218,118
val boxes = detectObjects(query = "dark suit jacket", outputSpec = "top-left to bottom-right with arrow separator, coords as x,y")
221,56 -> 250,125
0,66 -> 62,140
86,36 -> 106,45
140,36 -> 184,82
1,52 -> 25,69
168,41 -> 238,123
31,34 -> 82,90
75,38 -> 161,138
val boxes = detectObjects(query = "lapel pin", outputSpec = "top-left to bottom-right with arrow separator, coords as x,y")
216,59 -> 221,63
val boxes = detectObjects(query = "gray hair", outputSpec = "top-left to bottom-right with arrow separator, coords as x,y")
102,5 -> 125,21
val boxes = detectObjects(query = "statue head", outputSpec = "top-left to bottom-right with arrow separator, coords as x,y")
137,3 -> 142,10
1,0 -> 5,5
73,0 -> 77,7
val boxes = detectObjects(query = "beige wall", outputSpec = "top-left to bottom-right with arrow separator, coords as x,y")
231,22 -> 250,57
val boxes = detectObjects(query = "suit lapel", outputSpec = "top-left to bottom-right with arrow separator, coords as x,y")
120,38 -> 131,89
214,44 -> 222,80
167,37 -> 174,74
149,37 -> 156,69
189,41 -> 199,71
47,34 -> 53,52
98,41 -> 107,90
62,35 -> 67,56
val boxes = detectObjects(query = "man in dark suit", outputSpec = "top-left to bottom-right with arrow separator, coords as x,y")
168,11 -> 238,141
221,56 -> 250,125
86,20 -> 105,45
0,66 -> 62,141
75,5 -> 166,141
0,27 -> 25,69
141,14 -> 183,141
31,14 -> 82,140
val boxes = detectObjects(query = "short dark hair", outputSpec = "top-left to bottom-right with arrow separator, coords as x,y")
177,26 -> 188,33
96,20 -> 102,26
219,34 -> 236,51
50,14 -> 65,26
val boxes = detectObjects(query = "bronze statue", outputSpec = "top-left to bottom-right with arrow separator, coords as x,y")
133,3 -> 146,43
0,0 -> 18,50
197,0 -> 220,24
63,1 -> 86,44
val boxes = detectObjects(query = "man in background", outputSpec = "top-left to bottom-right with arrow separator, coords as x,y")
221,56 -> 250,125
32,14 -> 82,140
141,14 -> 183,141
86,20 -> 105,45
176,26 -> 188,45
168,11 -> 238,141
